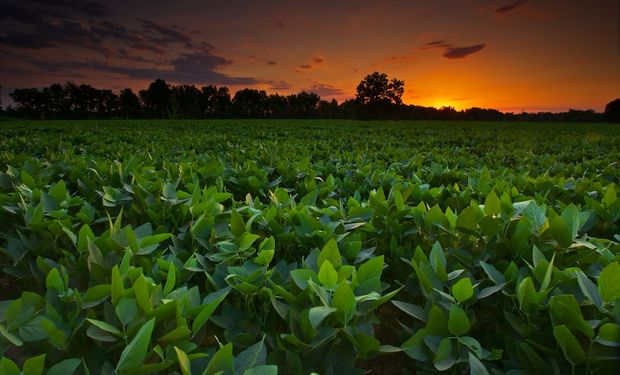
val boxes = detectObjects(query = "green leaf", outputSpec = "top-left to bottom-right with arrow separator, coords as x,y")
561,204 -> 580,240
595,322 -> 620,346
317,238 -> 342,269
86,319 -> 122,336
332,281 -> 356,325
468,352 -> 489,375
553,325 -> 586,364
430,241 -> 448,281
116,318 -> 156,372
238,232 -> 260,251
550,216 -> 572,247
116,298 -> 138,326
0,323 -> 23,346
318,260 -> 338,288
23,354 -> 46,375
134,274 -> 153,313
111,265 -> 124,305
392,300 -> 427,322
234,337 -> 267,374
49,180 -> 67,202
48,358 -> 81,375
174,346 -> 191,375
448,303 -> 470,336
479,261 -> 505,285
355,255 -> 384,294
599,262 -> 620,303
517,277 -> 538,314
575,270 -> 603,308
452,278 -> 474,303
549,295 -> 594,338
0,357 -> 19,375
243,365 -> 278,375
45,268 -> 65,292
456,206 -> 478,233
192,288 -> 229,334
230,209 -> 246,238
308,306 -> 337,329
163,262 -> 176,295
484,190 -> 501,216
204,343 -> 233,375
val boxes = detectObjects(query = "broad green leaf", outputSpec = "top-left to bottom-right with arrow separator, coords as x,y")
45,268 -> 65,292
595,323 -> 620,346
308,306 -> 337,329
332,281 -> 356,325
448,304 -> 470,336
549,295 -> 594,338
192,288 -> 229,334
116,298 -> 138,326
317,238 -> 342,269
133,274 -> 153,313
116,318 -> 156,372
468,352 -> 489,375
230,209 -> 246,238
553,325 -> 586,364
452,277 -> 474,303
238,232 -> 260,251
0,357 -> 19,375
204,343 -> 233,375
48,358 -> 81,375
244,365 -> 278,375
23,354 -> 46,375
355,255 -> 384,294
484,190 -> 501,216
318,260 -> 338,288
599,262 -> 620,303
234,337 -> 267,374
456,206 -> 478,233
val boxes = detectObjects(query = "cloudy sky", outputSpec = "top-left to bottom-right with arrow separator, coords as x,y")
0,0 -> 618,111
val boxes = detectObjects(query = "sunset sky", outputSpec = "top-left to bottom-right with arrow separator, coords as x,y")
0,0 -> 618,112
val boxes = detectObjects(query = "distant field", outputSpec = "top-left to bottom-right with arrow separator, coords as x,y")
0,120 -> 619,374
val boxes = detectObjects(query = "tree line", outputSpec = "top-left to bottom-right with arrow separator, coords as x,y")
2,73 -> 618,122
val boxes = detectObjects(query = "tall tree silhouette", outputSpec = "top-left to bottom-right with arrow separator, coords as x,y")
604,99 -> 620,123
139,79 -> 171,118
355,72 -> 404,119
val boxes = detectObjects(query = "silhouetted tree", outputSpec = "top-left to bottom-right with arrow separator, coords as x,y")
233,89 -> 268,118
287,91 -> 321,118
267,94 -> 288,118
604,99 -> 620,123
200,85 -> 231,117
139,79 -> 171,118
119,88 -> 141,118
355,72 -> 405,119
317,99 -> 339,118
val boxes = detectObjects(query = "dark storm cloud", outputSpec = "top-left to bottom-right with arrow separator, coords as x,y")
0,19 -> 111,54
297,64 -> 312,69
306,84 -> 345,97
265,80 -> 290,90
27,0 -> 109,17
277,20 -> 285,29
443,44 -> 486,59
136,18 -> 193,47
495,1 -> 526,15
18,48 -> 257,85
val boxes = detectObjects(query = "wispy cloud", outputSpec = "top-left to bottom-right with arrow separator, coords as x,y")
495,1 -> 526,15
